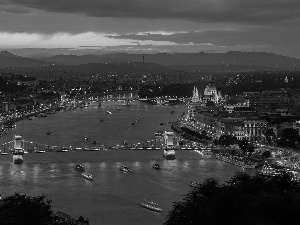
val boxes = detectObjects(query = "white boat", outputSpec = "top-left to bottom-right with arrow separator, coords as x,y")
242,164 -> 257,169
107,111 -> 112,115
119,165 -> 131,173
35,150 -> 46,153
75,164 -> 85,171
82,173 -> 93,181
140,200 -> 162,212
202,150 -> 212,158
189,181 -> 200,188
152,163 -> 161,169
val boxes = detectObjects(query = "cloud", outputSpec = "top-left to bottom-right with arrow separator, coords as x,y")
0,4 -> 33,14
106,27 -> 300,47
2,0 -> 300,23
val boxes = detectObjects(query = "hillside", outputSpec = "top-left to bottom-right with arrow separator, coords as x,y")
39,51 -> 300,71
0,51 -> 48,68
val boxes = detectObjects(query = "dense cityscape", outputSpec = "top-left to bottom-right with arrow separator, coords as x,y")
1,59 -> 300,224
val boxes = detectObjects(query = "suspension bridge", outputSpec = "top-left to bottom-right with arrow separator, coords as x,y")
0,132 -> 214,164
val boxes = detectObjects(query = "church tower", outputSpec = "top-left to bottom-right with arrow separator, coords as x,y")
191,86 -> 201,103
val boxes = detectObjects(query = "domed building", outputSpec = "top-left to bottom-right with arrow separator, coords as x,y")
203,84 -> 222,104
187,84 -> 222,119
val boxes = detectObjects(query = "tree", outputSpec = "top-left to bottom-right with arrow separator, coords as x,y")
262,150 -> 272,158
245,144 -> 255,156
238,138 -> 248,155
218,135 -> 237,147
277,128 -> 300,148
0,193 -> 89,225
164,173 -> 300,225
264,128 -> 276,144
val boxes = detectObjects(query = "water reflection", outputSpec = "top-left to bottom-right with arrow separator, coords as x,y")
0,165 -> 3,177
32,164 -> 40,182
133,161 -> 140,170
182,161 -> 189,170
99,162 -> 107,170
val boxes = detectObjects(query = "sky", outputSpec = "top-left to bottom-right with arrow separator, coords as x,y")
0,0 -> 300,58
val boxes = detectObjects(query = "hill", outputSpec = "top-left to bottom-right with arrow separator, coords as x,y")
39,51 -> 300,71
0,51 -> 48,68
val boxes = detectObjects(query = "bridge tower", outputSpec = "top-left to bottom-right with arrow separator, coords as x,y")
163,131 -> 176,159
12,135 -> 24,164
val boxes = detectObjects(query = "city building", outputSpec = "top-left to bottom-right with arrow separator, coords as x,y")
202,84 -> 222,104
244,119 -> 267,142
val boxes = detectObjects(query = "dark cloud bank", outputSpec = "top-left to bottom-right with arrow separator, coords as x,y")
1,0 -> 300,23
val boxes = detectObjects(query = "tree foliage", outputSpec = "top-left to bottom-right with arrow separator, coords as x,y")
164,173 -> 300,225
218,135 -> 237,147
262,150 -> 272,158
0,193 -> 89,225
277,128 -> 300,149
264,128 -> 276,144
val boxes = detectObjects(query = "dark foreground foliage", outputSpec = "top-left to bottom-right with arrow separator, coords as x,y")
164,173 -> 300,225
0,193 -> 89,225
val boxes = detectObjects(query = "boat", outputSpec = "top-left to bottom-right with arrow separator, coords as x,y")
58,148 -> 70,152
140,200 -> 162,212
189,181 -> 200,188
163,149 -> 176,160
84,136 -> 88,141
152,163 -> 161,169
123,140 -> 129,145
242,164 -> 257,169
75,164 -> 85,172
99,118 -> 104,122
202,150 -> 212,158
92,140 -> 97,145
0,151 -> 8,155
107,111 -> 112,115
46,131 -> 52,135
119,165 -> 131,173
143,199 -> 159,207
82,173 -> 93,181
35,150 -> 46,153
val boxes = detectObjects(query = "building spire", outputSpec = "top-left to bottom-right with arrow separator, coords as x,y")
191,85 -> 200,103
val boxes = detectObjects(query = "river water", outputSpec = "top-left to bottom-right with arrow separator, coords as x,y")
0,101 -> 252,225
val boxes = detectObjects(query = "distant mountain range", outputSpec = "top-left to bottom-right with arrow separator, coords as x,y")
0,51 -> 48,67
37,52 -> 300,71
1,51 -> 300,72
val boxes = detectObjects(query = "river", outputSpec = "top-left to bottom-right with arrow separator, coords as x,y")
0,101 -> 253,225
